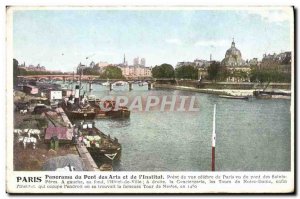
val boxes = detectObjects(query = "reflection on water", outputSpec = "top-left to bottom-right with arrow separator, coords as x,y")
106,119 -> 131,129
61,82 -> 291,171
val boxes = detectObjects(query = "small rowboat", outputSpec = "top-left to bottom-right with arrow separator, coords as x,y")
219,95 -> 249,100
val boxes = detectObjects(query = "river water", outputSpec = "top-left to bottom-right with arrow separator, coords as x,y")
66,82 -> 291,171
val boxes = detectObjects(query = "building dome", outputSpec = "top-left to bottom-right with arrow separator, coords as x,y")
221,39 -> 245,67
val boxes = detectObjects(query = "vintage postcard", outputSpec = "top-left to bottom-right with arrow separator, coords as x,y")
6,6 -> 294,194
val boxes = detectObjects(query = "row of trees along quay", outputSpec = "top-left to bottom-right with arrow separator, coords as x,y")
151,62 -> 291,83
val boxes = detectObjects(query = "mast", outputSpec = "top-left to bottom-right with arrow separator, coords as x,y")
79,67 -> 83,99
212,104 -> 216,171
73,71 -> 75,83
71,71 -> 74,90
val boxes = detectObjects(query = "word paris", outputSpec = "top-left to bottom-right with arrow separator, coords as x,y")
98,95 -> 200,112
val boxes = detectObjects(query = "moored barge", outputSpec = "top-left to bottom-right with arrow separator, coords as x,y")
253,90 -> 291,99
76,121 -> 122,164
61,101 -> 96,120
219,95 -> 249,100
88,97 -> 130,119
61,85 -> 96,120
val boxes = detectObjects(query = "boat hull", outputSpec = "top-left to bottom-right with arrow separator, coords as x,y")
77,124 -> 122,167
253,91 -> 290,99
61,103 -> 96,120
65,111 -> 96,120
105,109 -> 130,118
87,147 -> 122,164
89,100 -> 131,119
219,95 -> 249,100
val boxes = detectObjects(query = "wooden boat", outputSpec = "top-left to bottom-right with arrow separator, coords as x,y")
61,100 -> 96,120
271,95 -> 291,99
112,81 -> 127,87
256,93 -> 272,99
253,90 -> 290,99
101,78 -> 110,86
101,81 -> 110,86
76,121 -> 122,164
138,81 -> 148,86
88,99 -> 130,119
219,95 -> 249,100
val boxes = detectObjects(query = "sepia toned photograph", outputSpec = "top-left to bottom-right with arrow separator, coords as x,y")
6,6 -> 294,193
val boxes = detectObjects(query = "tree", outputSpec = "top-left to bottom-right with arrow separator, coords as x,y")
250,67 -> 290,83
175,65 -> 198,80
207,61 -> 221,81
230,70 -> 249,82
152,63 -> 175,78
102,66 -> 124,79
18,68 -> 27,76
82,67 -> 100,75
13,59 -> 19,87
207,61 -> 229,82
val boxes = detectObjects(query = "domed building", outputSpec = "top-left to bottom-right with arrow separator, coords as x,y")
221,39 -> 245,67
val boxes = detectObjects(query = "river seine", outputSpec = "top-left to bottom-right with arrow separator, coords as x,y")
74,83 -> 291,171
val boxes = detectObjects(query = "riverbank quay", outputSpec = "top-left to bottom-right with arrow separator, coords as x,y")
173,80 -> 291,90
13,90 -> 109,171
43,108 -> 111,171
153,84 -> 255,96
153,81 -> 291,97
13,99 -> 79,170
76,144 -> 100,171
54,109 -> 102,171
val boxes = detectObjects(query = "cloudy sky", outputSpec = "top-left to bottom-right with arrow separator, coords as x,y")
12,7 -> 293,72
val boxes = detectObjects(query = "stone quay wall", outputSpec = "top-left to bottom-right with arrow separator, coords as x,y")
155,80 -> 291,90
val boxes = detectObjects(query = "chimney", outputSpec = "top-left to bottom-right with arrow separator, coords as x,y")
74,85 -> 80,104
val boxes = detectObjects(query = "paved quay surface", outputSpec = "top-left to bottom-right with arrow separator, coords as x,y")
76,144 -> 100,171
56,107 -> 100,171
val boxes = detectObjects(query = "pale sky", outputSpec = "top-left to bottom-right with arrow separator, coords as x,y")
13,8 -> 293,72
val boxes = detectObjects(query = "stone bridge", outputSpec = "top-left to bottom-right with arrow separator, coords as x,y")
17,75 -> 155,83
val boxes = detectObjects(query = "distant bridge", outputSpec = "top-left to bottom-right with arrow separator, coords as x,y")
17,75 -> 155,82
18,74 -> 94,81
